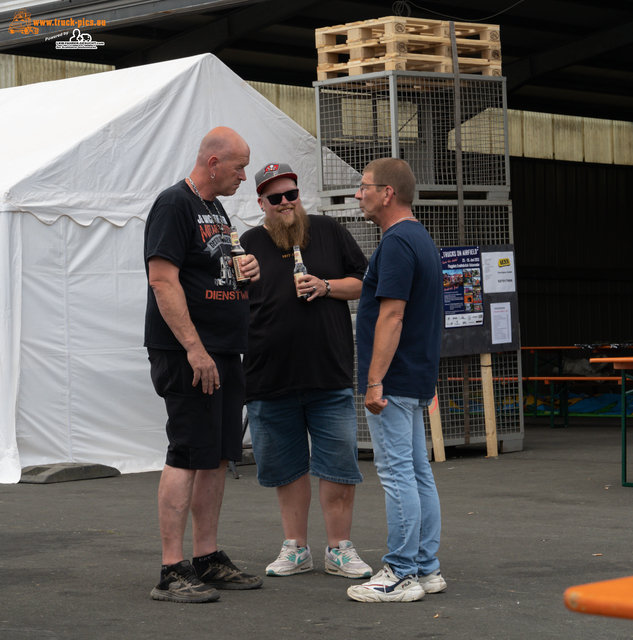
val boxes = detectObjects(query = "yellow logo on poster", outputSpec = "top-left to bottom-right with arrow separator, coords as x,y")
498,257 -> 511,267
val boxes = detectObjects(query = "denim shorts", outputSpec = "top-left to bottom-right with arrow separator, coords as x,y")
148,348 -> 244,470
246,388 -> 363,487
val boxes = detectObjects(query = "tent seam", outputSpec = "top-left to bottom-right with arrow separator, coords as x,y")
62,216 -> 74,463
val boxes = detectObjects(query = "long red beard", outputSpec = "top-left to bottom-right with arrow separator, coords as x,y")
265,204 -> 310,250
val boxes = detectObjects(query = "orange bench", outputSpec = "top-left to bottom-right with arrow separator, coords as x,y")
521,346 -> 630,429
565,576 -> 633,619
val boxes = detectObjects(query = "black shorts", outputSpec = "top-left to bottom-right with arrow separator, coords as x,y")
148,348 -> 244,470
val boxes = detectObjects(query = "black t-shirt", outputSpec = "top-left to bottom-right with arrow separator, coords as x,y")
144,179 -> 249,353
240,215 -> 367,402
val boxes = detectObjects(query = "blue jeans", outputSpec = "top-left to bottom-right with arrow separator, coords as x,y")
247,388 -> 363,487
365,395 -> 441,578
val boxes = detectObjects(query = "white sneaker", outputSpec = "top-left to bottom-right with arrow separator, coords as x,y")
418,569 -> 447,593
266,540 -> 313,576
324,540 -> 372,578
347,564 -> 425,603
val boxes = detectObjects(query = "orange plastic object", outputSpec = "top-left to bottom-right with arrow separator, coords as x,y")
564,576 -> 633,619
521,346 -> 580,351
590,357 -> 633,367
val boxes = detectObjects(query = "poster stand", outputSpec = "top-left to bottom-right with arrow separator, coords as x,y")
440,244 -> 520,459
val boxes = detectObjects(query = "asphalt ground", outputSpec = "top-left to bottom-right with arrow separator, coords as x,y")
2,419 -> 633,640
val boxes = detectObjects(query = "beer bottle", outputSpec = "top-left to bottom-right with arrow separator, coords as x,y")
293,244 -> 309,300
229,227 -> 250,286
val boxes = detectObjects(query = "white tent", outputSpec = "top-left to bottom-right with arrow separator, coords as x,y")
0,53 -> 337,484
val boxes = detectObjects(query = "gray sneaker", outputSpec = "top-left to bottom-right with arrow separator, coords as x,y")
324,540 -> 372,578
194,550 -> 263,590
266,540 -> 314,576
418,569 -> 447,593
347,564 -> 425,603
150,560 -> 220,603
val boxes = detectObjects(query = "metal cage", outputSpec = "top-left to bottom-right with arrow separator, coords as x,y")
316,71 -> 509,194
315,69 -> 523,452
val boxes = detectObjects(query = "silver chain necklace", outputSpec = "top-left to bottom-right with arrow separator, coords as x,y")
393,216 -> 417,225
187,176 -> 225,227
187,175 -> 236,291
387,215 -> 418,230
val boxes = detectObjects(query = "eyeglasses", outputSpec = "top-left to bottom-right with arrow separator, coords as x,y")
357,183 -> 387,193
264,189 -> 299,205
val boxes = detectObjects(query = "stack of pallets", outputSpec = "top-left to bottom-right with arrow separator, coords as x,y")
316,16 -> 501,80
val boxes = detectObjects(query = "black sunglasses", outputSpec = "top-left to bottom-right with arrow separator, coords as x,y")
264,189 -> 299,206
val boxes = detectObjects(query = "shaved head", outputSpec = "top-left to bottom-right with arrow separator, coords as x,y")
188,126 -> 250,199
196,126 -> 249,166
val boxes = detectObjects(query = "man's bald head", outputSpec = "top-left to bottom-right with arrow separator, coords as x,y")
188,126 -> 250,199
196,127 -> 249,167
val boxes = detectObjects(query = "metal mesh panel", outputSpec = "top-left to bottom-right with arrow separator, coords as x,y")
492,352 -> 523,437
457,79 -> 507,186
351,320 -> 370,445
326,204 -> 513,259
347,343 -> 522,449
350,348 -> 521,448
318,76 -> 392,190
317,72 -> 507,191
417,203 -> 513,247
318,70 -> 521,451
436,352 -> 522,446
325,210 -> 522,449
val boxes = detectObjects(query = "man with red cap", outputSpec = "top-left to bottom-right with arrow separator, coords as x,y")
240,162 -> 372,579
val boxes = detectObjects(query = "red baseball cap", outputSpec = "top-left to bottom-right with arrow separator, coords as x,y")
255,162 -> 298,194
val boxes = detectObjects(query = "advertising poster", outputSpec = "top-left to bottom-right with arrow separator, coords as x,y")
441,246 -> 484,328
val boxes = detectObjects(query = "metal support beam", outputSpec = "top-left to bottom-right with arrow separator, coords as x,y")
0,0 -> 260,49
116,0 -> 321,68
506,19 -> 633,93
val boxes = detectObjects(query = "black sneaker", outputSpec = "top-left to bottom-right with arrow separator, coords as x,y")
194,550 -> 263,590
150,559 -> 221,603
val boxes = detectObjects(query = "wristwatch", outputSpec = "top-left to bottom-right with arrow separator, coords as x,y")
323,279 -> 331,297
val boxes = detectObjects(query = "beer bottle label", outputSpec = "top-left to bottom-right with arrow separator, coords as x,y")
229,228 -> 249,284
233,255 -> 245,280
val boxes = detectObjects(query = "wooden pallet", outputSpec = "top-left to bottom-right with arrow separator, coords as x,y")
315,16 -> 501,48
316,16 -> 501,81
317,34 -> 502,64
317,55 -> 502,80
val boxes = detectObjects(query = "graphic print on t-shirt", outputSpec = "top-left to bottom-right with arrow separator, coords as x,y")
197,213 -> 236,289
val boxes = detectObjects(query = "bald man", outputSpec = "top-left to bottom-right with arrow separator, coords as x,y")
144,127 -> 262,603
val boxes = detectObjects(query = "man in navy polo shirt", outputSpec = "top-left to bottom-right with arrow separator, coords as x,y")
349,158 -> 446,603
